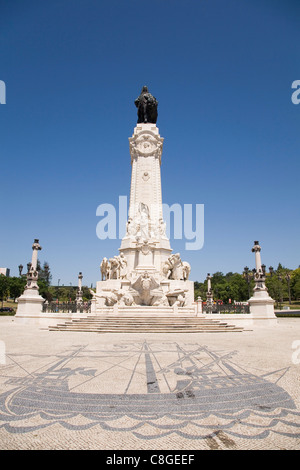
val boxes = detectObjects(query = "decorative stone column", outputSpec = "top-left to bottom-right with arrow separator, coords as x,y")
196,296 -> 203,315
120,122 -> 172,274
96,88 -> 194,313
16,239 -> 45,316
206,273 -> 213,314
248,241 -> 277,324
76,272 -> 83,305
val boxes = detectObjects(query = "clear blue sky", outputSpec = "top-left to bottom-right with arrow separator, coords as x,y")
0,0 -> 299,287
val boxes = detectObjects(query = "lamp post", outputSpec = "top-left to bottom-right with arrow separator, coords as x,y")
18,264 -> 23,277
277,274 -> 283,309
76,272 -> 83,304
285,273 -> 291,305
206,273 -> 213,313
57,279 -> 60,302
243,266 -> 252,298
44,263 -> 50,285
269,266 -> 274,277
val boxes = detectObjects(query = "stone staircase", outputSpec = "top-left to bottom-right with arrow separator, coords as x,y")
49,314 -> 243,333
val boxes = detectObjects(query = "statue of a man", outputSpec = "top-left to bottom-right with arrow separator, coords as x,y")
134,86 -> 158,124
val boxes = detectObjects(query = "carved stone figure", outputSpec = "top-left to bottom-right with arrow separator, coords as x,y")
174,293 -> 185,307
158,218 -> 167,238
119,291 -> 135,306
131,271 -> 160,306
161,259 -> 172,279
118,252 -> 127,279
182,261 -> 191,280
168,253 -> 183,280
134,86 -> 158,124
98,290 -> 119,306
126,217 -> 137,238
161,254 -> 190,281
89,289 -> 96,298
151,292 -> 169,307
109,257 -> 119,279
100,257 -> 109,281
137,202 -> 150,241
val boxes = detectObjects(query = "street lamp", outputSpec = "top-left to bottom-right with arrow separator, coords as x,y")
57,279 -> 60,302
44,263 -> 49,284
285,273 -> 291,305
18,264 -> 23,277
243,266 -> 252,298
269,266 -> 274,277
277,274 -> 283,309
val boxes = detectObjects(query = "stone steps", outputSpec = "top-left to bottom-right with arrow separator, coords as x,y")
49,315 -> 243,333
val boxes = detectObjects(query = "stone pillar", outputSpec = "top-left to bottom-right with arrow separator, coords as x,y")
120,123 -> 172,273
248,241 -> 277,325
16,239 -> 45,317
95,91 -> 195,313
31,239 -> 41,271
252,241 -> 262,272
76,272 -> 83,305
206,273 -> 213,313
196,296 -> 203,315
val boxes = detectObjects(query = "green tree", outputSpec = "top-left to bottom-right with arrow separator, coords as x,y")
291,268 -> 300,300
36,260 -> 52,286
0,274 -> 9,306
8,276 -> 26,300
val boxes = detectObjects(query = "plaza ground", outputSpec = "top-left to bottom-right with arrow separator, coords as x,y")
0,316 -> 299,450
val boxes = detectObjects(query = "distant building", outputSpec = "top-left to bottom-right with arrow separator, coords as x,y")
0,268 -> 10,277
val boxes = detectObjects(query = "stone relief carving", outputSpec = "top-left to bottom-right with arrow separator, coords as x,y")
129,132 -> 163,162
137,203 -> 150,241
161,254 -> 191,281
100,253 -> 127,281
131,271 -> 160,306
100,257 -> 109,281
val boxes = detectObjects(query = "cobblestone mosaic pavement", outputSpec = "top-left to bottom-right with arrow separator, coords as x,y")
0,317 -> 299,450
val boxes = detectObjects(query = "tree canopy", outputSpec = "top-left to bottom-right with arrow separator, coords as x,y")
195,264 -> 300,304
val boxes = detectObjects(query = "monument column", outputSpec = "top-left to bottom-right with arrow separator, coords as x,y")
206,273 -> 213,313
31,239 -> 42,271
76,272 -> 83,304
252,241 -> 262,272
16,239 -> 45,317
96,86 -> 194,311
248,241 -> 277,325
120,121 -> 172,275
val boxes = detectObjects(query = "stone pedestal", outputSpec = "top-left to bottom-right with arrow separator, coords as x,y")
196,297 -> 203,315
76,272 -> 83,308
248,241 -> 277,325
248,292 -> 276,318
206,273 -> 213,313
16,289 -> 45,316
16,239 -> 45,317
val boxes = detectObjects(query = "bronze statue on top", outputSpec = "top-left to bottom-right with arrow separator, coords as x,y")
134,86 -> 158,124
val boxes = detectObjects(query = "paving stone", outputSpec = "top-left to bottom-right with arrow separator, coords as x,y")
0,317 -> 299,450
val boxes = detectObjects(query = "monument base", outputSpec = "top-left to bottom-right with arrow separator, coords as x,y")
95,277 -> 195,314
248,290 -> 277,325
15,289 -> 45,316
